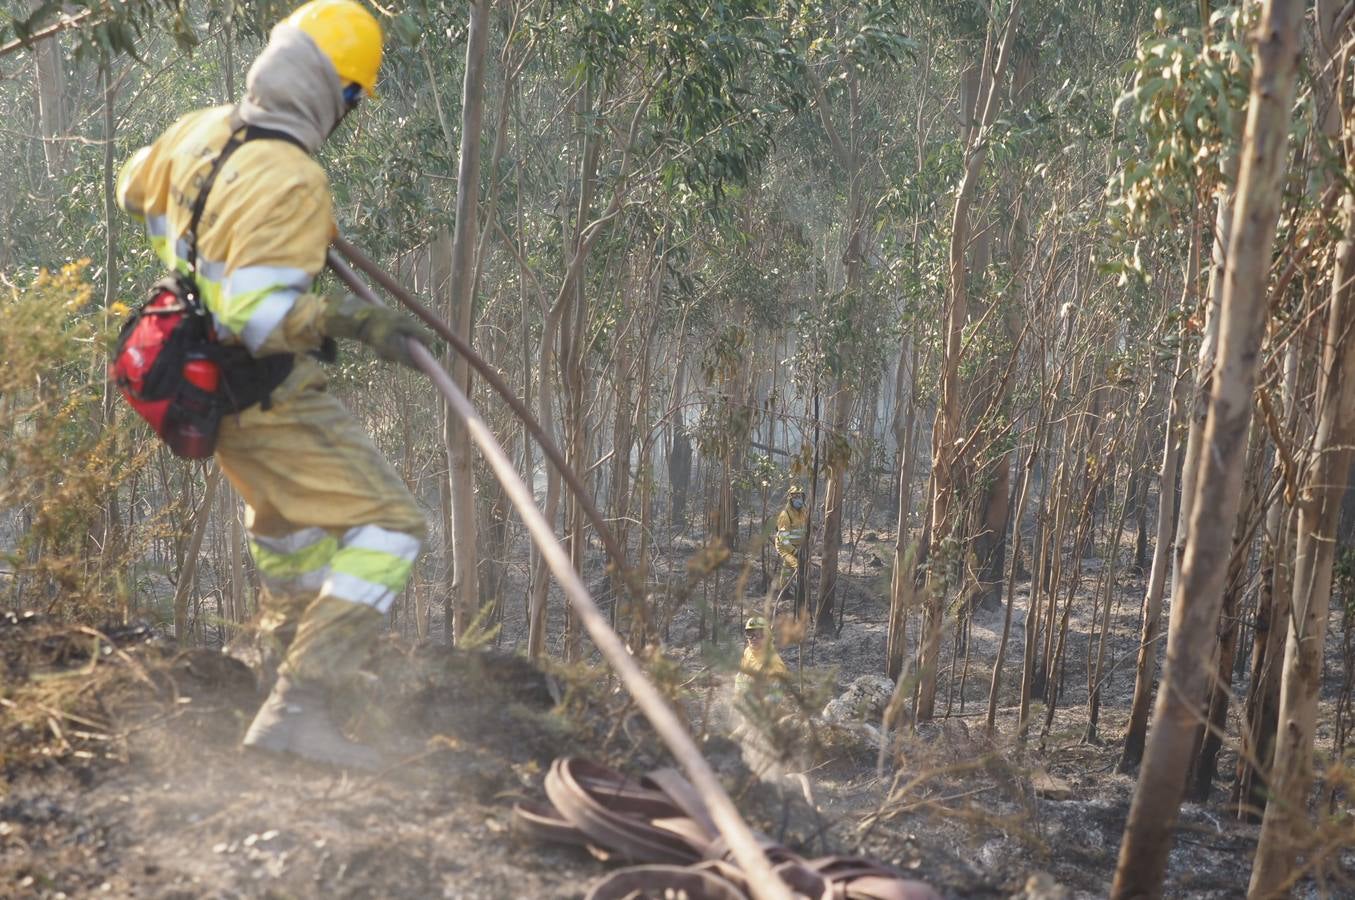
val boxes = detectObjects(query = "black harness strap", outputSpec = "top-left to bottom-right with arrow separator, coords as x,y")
242,123 -> 308,153
184,111 -> 251,285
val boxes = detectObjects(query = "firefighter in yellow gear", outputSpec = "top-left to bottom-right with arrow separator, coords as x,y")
116,0 -> 432,770
775,486 -> 809,572
735,615 -> 788,690
734,615 -> 789,731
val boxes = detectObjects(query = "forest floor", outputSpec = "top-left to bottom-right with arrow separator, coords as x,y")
3,520 -> 1354,898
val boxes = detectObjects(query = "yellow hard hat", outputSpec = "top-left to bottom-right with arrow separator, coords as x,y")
744,615 -> 769,633
284,0 -> 384,97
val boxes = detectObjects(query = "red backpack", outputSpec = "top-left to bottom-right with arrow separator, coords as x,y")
111,115 -> 296,458
112,275 -> 231,458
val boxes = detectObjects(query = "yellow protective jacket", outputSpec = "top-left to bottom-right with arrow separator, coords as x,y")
734,641 -> 789,710
115,105 -> 333,360
738,643 -> 788,681
775,503 -> 808,560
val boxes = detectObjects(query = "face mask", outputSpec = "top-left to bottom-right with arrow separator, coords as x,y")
790,498 -> 804,510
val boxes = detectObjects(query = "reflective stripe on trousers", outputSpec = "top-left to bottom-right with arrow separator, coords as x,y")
251,523 -> 421,615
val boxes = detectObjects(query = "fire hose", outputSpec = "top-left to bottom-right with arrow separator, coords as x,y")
325,245 -> 794,900
329,236 -> 640,599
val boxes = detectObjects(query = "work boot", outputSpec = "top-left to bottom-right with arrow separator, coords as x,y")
242,676 -> 384,771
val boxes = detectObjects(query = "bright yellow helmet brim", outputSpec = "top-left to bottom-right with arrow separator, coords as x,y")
284,0 -> 384,97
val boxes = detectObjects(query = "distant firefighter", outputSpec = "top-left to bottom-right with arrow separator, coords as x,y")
775,485 -> 808,572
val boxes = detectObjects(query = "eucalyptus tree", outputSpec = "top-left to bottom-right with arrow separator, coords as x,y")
1106,4 -> 1253,772
916,0 -> 1022,722
1248,0 -> 1355,889
459,0 -> 812,656
780,0 -> 911,632
1112,0 -> 1305,892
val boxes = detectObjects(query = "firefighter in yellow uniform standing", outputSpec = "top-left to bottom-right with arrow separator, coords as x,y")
774,485 -> 809,586
116,0 -> 433,769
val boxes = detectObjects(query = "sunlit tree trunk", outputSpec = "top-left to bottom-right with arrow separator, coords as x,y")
1120,231 -> 1198,773
919,0 -> 1022,721
1248,190 -> 1355,898
1112,3 -> 1302,894
439,0 -> 491,644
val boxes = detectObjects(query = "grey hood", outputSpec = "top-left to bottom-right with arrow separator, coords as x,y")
237,24 -> 346,154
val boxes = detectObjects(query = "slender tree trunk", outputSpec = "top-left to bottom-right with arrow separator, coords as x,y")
1248,189 -> 1355,898
919,0 -> 1022,721
173,469 -> 221,644
814,66 -> 863,631
98,57 -> 123,574
526,297 -> 564,659
443,0 -> 491,645
228,487 -> 246,629
887,341 -> 918,680
1085,440 -> 1134,743
1120,242 -> 1197,772
986,427 -> 1039,735
221,10 -> 235,101
1235,338 -> 1302,820
818,386 -> 850,631
1174,181 -> 1236,601
1189,418 -> 1265,800
1112,4 -> 1302,894
31,0 -> 67,180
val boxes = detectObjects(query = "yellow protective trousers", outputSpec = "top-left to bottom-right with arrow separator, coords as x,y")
216,360 -> 426,687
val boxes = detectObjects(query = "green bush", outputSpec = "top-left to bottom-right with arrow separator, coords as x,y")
0,261 -> 152,621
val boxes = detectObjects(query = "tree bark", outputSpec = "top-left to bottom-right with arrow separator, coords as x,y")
986,427 -> 1039,735
443,0 -> 491,645
173,469 -> 221,645
887,341 -> 918,681
31,0 -> 67,179
1189,417 -> 1265,800
817,386 -> 850,631
919,0 -> 1022,721
1111,3 -> 1303,894
1120,239 -> 1197,773
228,486 -> 246,629
1235,337 -> 1302,820
1248,190 -> 1355,898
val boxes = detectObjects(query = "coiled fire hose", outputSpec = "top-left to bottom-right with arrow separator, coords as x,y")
325,245 -> 794,900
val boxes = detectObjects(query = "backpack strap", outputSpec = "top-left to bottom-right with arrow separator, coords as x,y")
183,108 -> 250,283
241,123 -> 308,153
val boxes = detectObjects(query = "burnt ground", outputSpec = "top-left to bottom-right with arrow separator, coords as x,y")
3,519 -> 1355,898
0,623 -> 610,899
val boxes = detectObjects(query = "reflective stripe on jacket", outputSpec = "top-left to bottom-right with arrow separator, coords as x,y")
775,506 -> 808,550
116,105 -> 333,357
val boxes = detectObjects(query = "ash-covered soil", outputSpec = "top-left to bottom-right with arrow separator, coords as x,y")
4,514 -> 1354,898
0,621 -> 612,899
